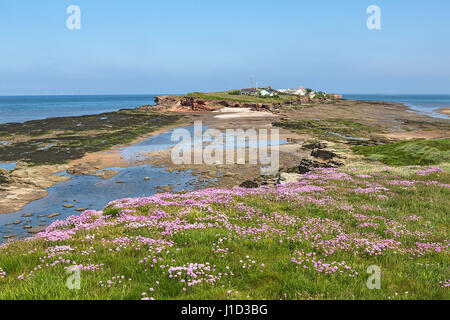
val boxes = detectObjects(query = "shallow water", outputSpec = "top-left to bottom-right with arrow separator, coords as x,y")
344,94 -> 450,119
120,125 -> 286,163
0,124 -> 285,242
0,162 -> 17,170
0,126 -> 202,242
120,127 -> 190,163
0,165 -> 203,241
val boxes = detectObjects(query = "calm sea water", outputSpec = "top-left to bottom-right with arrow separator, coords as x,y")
0,94 -> 160,124
0,94 -> 448,124
344,94 -> 450,119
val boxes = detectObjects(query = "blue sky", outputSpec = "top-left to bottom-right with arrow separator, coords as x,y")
0,0 -> 449,95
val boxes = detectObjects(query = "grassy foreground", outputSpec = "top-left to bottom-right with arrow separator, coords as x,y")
0,165 -> 448,300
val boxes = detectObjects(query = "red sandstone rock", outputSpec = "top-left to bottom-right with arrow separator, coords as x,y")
147,94 -> 340,113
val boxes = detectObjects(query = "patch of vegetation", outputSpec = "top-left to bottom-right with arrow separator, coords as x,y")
186,91 -> 300,104
0,171 -> 9,184
353,138 -> 450,166
103,207 -> 121,217
274,119 -> 382,142
402,119 -> 450,131
0,110 -> 181,165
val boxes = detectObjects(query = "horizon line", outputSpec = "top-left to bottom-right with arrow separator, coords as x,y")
1,93 -> 450,97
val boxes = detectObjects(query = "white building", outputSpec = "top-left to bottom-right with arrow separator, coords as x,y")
295,85 -> 307,96
277,85 -> 307,96
260,89 -> 273,96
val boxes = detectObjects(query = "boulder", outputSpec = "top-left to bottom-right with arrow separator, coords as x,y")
310,149 -> 338,161
239,180 -> 259,188
28,226 -> 46,234
278,173 -> 302,185
48,213 -> 61,218
288,158 -> 344,174
303,142 -> 327,150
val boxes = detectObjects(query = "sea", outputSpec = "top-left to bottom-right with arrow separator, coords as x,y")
0,94 -> 449,124
0,94 -> 160,124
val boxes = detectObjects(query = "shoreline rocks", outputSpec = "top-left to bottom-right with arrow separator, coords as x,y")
48,213 -> 61,218
27,226 -> 46,234
149,95 -> 341,114
239,180 -> 259,188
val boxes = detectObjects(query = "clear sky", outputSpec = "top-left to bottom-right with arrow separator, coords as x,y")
1,0 -> 449,95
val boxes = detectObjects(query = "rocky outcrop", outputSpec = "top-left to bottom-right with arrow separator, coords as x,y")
288,158 -> 344,174
284,145 -> 345,175
140,96 -> 184,112
302,142 -> 328,150
180,97 -> 223,112
278,172 -> 302,185
310,149 -> 338,161
154,95 -> 179,107
147,94 -> 339,113
0,164 -> 71,214
67,163 -> 119,179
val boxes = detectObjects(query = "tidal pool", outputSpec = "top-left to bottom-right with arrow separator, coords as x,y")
0,165 -> 203,241
0,126 -> 203,242
0,124 -> 285,242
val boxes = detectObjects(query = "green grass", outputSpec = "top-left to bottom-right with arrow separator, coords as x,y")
0,164 -> 448,300
274,118 -> 382,142
186,91 -> 301,104
353,138 -> 450,166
